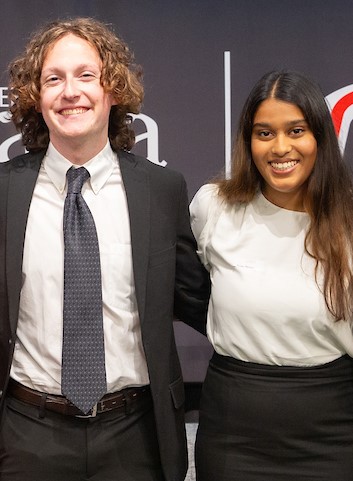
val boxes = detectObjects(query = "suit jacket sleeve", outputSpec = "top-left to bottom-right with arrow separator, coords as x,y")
173,176 -> 210,335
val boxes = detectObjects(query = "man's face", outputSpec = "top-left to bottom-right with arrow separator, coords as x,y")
39,33 -> 116,158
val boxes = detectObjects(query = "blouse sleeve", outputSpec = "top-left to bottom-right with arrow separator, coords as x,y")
190,183 -> 220,270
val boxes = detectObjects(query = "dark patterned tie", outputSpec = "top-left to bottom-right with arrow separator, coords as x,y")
62,166 -> 107,414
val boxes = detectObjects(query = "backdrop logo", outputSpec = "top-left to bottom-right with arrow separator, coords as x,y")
1,85 -> 353,165
325,86 -> 353,154
223,54 -> 353,175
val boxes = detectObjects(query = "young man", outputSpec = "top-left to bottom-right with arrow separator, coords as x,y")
0,18 -> 209,481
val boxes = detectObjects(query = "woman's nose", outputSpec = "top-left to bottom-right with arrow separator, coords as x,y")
271,133 -> 292,156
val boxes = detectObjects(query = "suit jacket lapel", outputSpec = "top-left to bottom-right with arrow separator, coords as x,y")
7,153 -> 43,335
119,151 -> 150,324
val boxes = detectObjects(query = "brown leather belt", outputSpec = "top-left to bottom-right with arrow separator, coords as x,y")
7,379 -> 150,418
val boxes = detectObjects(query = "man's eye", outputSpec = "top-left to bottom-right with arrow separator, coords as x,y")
81,72 -> 98,79
47,76 -> 59,83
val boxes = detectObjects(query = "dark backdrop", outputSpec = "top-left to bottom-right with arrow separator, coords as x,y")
2,0 -> 353,385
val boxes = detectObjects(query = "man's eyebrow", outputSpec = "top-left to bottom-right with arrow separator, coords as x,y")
41,63 -> 101,75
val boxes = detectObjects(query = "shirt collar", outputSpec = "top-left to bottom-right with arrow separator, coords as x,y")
43,141 -> 118,194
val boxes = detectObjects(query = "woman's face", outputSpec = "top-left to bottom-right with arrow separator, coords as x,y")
251,97 -> 317,211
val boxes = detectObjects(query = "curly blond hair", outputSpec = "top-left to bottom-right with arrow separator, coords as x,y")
8,17 -> 144,151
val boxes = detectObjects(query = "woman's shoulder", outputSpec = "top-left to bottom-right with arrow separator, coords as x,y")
190,183 -> 220,212
190,182 -> 221,216
190,183 -> 222,240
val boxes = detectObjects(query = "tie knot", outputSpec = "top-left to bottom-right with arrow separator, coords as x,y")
66,167 -> 90,194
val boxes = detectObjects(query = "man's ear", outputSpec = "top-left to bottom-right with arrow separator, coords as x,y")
110,94 -> 119,107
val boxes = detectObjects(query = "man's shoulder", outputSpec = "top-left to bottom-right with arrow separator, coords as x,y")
0,150 -> 45,174
118,149 -> 184,183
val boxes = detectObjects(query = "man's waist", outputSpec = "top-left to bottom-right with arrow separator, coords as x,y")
7,378 -> 150,418
10,355 -> 150,395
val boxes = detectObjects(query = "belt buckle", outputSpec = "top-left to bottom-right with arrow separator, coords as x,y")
75,403 -> 98,418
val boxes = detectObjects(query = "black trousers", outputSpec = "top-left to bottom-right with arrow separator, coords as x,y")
0,392 -> 165,481
196,352 -> 353,481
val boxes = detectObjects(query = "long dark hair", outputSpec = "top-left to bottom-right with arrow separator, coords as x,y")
218,70 -> 353,321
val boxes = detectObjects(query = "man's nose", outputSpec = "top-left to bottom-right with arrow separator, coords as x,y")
62,78 -> 80,99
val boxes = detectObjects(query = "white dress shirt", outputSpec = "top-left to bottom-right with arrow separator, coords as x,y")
11,142 -> 150,394
190,183 -> 353,366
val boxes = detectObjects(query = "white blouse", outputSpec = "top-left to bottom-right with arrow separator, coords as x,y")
190,184 -> 353,366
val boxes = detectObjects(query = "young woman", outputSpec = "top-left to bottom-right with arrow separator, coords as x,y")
190,70 -> 353,480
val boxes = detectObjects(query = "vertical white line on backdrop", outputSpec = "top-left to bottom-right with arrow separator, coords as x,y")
224,51 -> 231,178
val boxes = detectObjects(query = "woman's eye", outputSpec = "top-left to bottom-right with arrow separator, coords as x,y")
291,128 -> 304,135
258,131 -> 272,137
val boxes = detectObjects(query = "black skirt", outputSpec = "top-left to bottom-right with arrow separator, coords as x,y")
195,352 -> 353,481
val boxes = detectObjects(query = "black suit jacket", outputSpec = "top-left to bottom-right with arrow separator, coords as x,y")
0,149 -> 210,481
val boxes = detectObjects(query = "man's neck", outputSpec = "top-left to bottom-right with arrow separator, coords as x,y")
50,137 -> 109,165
